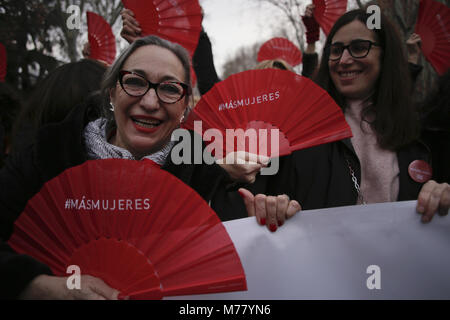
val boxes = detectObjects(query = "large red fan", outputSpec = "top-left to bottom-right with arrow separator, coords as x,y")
414,0 -> 450,75
121,0 -> 202,57
313,0 -> 348,35
87,11 -> 116,65
8,159 -> 247,299
183,69 -> 352,159
0,43 -> 6,82
257,37 -> 303,67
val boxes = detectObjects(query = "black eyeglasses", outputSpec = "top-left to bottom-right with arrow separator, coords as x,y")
327,40 -> 381,61
118,70 -> 191,104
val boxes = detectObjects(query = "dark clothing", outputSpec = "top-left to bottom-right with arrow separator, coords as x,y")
301,53 -> 319,79
214,138 -> 432,218
192,30 -> 221,96
421,104 -> 450,184
421,129 -> 450,183
0,99 -> 234,299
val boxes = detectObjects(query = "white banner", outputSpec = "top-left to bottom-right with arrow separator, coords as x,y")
170,201 -> 450,299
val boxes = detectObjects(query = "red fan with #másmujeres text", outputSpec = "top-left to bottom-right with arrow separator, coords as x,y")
414,0 -> 450,75
257,37 -> 303,67
87,11 -> 116,65
121,0 -> 202,57
8,159 -> 247,299
313,0 -> 348,35
121,0 -> 201,86
183,69 -> 352,159
0,43 -> 6,82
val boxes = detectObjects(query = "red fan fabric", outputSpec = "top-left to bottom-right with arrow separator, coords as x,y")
415,0 -> 450,75
313,0 -> 348,35
0,43 -> 6,82
87,11 -> 116,65
183,69 -> 352,159
122,0 -> 202,57
8,159 -> 247,299
257,37 -> 303,67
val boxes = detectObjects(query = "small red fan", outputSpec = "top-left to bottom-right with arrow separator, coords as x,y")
183,69 -> 352,159
313,0 -> 348,35
0,43 -> 6,82
121,0 -> 203,57
415,0 -> 450,75
87,11 -> 116,65
8,159 -> 247,299
257,37 -> 303,67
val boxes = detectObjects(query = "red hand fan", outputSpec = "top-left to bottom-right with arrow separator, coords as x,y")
87,11 -> 117,65
122,0 -> 203,57
313,0 -> 348,35
0,43 -> 6,82
414,0 -> 450,75
182,69 -> 352,159
257,37 -> 303,67
8,159 -> 247,299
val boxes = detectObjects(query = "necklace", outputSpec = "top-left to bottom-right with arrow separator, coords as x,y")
345,157 -> 367,205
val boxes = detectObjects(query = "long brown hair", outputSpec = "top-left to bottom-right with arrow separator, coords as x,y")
315,9 -> 420,150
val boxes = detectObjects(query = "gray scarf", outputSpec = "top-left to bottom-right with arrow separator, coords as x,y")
83,118 -> 174,166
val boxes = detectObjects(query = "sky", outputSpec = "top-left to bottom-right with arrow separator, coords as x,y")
198,0 -> 358,77
199,0 -> 297,76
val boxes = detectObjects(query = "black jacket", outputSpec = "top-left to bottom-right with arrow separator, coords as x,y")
0,100 -> 237,299
213,137 -> 432,218
192,30 -> 221,96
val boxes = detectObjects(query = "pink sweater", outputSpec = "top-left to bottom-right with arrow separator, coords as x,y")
344,100 -> 399,204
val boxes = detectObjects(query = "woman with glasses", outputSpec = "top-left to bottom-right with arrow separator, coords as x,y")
268,9 -> 450,221
0,35 -> 300,299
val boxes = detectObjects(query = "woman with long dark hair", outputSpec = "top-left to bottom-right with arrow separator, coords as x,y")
267,9 -> 449,222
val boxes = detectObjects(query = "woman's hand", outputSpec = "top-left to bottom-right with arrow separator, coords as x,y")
406,33 -> 422,65
120,9 -> 142,44
82,42 -> 90,58
19,274 -> 119,300
304,4 -> 315,18
238,188 -> 301,232
216,151 -> 269,184
417,180 -> 450,223
302,4 -> 320,46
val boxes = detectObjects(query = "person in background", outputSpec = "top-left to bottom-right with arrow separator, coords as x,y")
301,3 -> 320,78
0,83 -> 22,167
10,59 -> 107,153
254,59 -> 294,72
420,71 -> 450,184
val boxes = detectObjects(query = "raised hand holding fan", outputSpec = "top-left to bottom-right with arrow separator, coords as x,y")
257,37 -> 303,67
121,0 -> 203,57
183,69 -> 352,159
8,159 -> 247,299
0,43 -> 6,82
87,11 -> 116,65
414,0 -> 450,75
313,0 -> 348,35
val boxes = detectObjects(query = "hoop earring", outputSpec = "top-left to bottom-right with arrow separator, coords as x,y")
109,102 -> 115,112
179,115 -> 185,124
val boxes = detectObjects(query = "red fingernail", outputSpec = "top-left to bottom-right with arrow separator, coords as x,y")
260,218 -> 266,225
238,190 -> 245,199
278,220 -> 283,226
422,216 -> 430,223
269,224 -> 277,232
